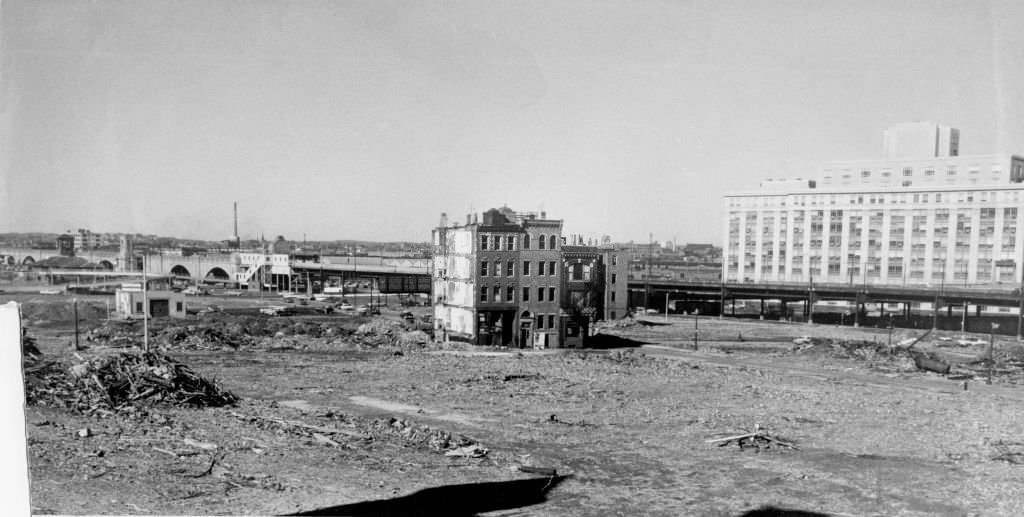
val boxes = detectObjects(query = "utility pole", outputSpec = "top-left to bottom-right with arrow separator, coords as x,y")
693,310 -> 699,350
142,255 -> 149,353
645,233 -> 652,311
989,323 -> 998,385
1018,257 -> 1023,340
961,300 -> 968,335
664,291 -> 669,322
72,298 -> 79,351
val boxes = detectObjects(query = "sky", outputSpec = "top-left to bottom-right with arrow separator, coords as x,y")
2,0 -> 1023,245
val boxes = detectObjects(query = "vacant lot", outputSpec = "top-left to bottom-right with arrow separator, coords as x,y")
14,293 -> 1024,516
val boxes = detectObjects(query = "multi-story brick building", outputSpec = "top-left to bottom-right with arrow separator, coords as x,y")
432,207 -> 628,348
724,123 -> 1024,288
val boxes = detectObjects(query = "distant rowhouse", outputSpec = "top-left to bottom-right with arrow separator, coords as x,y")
432,207 -> 628,348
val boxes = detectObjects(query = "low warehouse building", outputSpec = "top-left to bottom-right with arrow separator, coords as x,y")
115,289 -> 186,319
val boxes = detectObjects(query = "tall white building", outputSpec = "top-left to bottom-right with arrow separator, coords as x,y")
723,125 -> 1024,288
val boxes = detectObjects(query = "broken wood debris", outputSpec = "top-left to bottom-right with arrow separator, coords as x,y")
229,410 -> 366,438
26,351 -> 239,412
707,425 -> 797,451
518,466 -> 557,476
444,444 -> 488,458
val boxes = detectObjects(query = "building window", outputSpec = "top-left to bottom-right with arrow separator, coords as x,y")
549,235 -> 557,249
611,255 -> 617,266
524,235 -> 530,249
548,315 -> 555,329
493,286 -> 501,302
537,287 -> 545,301
493,235 -> 502,250
610,310 -> 616,319
572,263 -> 583,280
480,289 -> 487,303
480,262 -> 488,276
135,302 -> 143,313
611,291 -> 616,302
903,167 -> 913,177
494,261 -> 501,277
549,287 -> 555,301
537,316 -> 545,329
538,261 -> 545,276
507,236 -> 515,250
176,302 -> 183,312
611,273 -> 617,284
506,261 -> 514,276
507,286 -> 515,302
522,287 -> 530,302
549,261 -> 556,275
523,261 -> 530,275
538,234 -> 546,249
480,235 -> 488,250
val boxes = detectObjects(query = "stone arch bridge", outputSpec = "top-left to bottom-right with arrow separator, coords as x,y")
0,247 -> 240,283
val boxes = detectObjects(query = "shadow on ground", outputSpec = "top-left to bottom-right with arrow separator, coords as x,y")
286,475 -> 568,516
738,506 -> 832,517
584,334 -> 648,349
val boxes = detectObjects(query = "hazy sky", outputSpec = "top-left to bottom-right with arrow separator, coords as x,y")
3,0 -> 1023,244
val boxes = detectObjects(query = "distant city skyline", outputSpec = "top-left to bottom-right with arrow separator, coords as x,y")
3,1 -> 1023,244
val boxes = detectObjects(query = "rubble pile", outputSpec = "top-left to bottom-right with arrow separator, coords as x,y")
230,409 -> 482,455
26,352 -> 239,412
346,320 -> 431,349
84,322 -> 144,348
369,416 -> 479,453
707,425 -> 798,452
158,325 -> 253,351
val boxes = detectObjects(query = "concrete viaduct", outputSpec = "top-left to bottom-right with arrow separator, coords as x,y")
0,247 -> 432,292
0,247 -> 241,282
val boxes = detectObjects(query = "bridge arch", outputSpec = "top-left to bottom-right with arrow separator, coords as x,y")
205,267 -> 231,281
98,260 -> 115,271
22,256 -> 35,265
170,265 -> 192,277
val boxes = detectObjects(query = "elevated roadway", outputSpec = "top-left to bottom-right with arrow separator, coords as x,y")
629,279 -> 1024,311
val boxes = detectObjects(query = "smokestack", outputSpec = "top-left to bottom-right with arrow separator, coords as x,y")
467,213 -> 472,225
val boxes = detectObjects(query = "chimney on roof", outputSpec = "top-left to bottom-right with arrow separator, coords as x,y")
473,213 -> 478,224
540,211 -> 546,219
467,213 -> 472,225
440,212 -> 448,228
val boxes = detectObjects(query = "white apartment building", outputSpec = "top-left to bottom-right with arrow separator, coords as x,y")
724,124 -> 1024,288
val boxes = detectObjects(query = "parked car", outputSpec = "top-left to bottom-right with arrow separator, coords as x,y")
399,311 -> 415,322
316,305 -> 334,315
183,286 -> 205,296
356,304 -> 380,316
336,301 -> 354,311
260,306 -> 293,316
39,288 -> 63,295
199,304 -> 223,315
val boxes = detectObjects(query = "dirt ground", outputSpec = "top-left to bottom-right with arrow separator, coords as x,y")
12,292 -> 1024,516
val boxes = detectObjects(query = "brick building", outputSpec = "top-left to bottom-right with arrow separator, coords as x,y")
432,207 -> 628,348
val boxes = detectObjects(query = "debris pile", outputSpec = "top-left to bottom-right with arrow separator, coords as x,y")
229,410 -> 482,455
85,322 -> 144,348
707,425 -> 797,452
26,352 -> 238,412
991,440 -> 1024,464
158,325 -> 253,351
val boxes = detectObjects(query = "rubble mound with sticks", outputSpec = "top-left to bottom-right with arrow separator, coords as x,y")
158,325 -> 254,351
26,351 -> 239,413
707,424 -> 797,452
